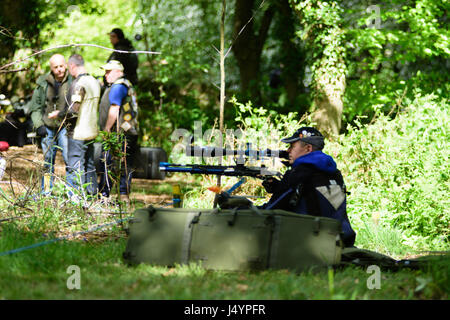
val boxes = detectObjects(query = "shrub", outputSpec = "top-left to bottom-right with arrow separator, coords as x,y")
182,93 -> 448,252
327,93 -> 449,250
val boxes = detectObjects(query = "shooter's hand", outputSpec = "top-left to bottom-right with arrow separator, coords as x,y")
262,177 -> 280,194
217,192 -> 252,209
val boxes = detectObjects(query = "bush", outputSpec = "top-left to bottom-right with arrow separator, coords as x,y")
328,93 -> 449,250
182,93 -> 448,252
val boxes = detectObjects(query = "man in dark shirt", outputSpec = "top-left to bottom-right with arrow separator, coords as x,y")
28,54 -> 72,193
261,127 -> 356,247
107,28 -> 139,86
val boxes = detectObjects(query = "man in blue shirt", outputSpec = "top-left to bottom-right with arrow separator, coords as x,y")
98,60 -> 139,204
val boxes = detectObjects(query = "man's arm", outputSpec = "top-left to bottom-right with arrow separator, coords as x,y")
69,85 -> 85,114
103,83 -> 128,132
55,84 -> 85,120
28,84 -> 46,129
104,104 -> 120,132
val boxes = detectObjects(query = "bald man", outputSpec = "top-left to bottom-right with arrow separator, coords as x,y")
29,53 -> 73,193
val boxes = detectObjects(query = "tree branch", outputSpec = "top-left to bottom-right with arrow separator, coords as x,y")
256,4 -> 275,53
227,0 -> 268,59
0,43 -> 161,71
0,68 -> 29,74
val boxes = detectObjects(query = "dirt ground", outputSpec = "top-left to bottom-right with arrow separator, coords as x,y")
0,144 -> 172,206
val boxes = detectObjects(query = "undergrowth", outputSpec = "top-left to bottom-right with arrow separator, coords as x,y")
183,92 -> 449,256
0,92 -> 448,300
328,92 -> 449,252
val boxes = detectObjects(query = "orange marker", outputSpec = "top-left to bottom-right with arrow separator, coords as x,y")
207,186 -> 222,193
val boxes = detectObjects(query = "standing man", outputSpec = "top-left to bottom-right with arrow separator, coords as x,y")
260,127 -> 356,247
98,60 -> 139,204
107,28 -> 138,86
29,53 -> 71,193
62,54 -> 101,199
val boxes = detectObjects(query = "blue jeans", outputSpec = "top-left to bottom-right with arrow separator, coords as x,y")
40,126 -> 69,191
66,138 -> 98,196
98,135 -> 138,197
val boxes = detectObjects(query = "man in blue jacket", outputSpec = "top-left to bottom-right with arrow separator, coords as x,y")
98,60 -> 139,205
261,127 -> 356,247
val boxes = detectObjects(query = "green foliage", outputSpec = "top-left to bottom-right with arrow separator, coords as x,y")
291,0 -> 347,101
40,0 -> 137,77
134,0 -> 222,86
289,0 -> 449,129
230,97 -> 307,199
328,93 -> 449,250
138,89 -> 213,151
342,0 -> 450,124
3,0 -> 449,140
356,220 -> 411,257
260,0 -> 308,114
0,0 -> 100,94
232,95 -> 304,149
98,131 -> 126,160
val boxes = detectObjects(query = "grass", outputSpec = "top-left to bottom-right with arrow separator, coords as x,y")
353,220 -> 414,259
0,165 -> 448,300
0,213 -> 448,300
0,169 -> 448,300
0,93 -> 448,300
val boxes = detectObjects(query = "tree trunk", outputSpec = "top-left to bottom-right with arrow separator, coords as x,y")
312,71 -> 346,137
290,0 -> 346,137
232,0 -> 274,101
277,0 -> 305,106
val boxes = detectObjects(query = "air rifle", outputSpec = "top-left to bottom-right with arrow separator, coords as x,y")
161,139 -> 289,208
160,137 -> 289,179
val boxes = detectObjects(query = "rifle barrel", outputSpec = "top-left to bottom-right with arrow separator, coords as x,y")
159,162 -> 280,179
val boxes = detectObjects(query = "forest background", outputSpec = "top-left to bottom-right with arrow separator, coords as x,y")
1,0 -> 447,144
0,0 -> 448,299
0,0 -> 448,252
